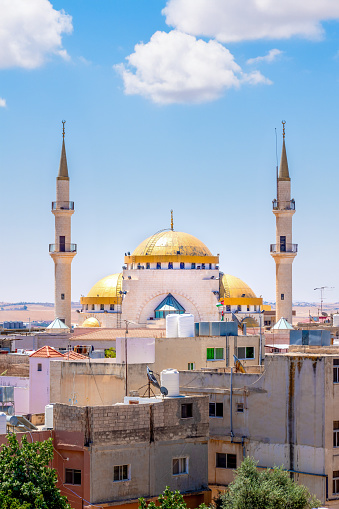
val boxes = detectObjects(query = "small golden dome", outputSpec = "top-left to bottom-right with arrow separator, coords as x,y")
132,230 -> 212,258
82,317 -> 101,328
87,273 -> 123,298
220,274 -> 257,299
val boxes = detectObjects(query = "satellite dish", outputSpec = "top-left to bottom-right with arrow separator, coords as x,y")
147,366 -> 160,389
160,386 -> 168,396
233,354 -> 246,373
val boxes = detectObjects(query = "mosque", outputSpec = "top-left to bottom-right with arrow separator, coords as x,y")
50,122 -> 296,330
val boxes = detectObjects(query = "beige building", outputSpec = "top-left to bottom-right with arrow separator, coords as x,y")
271,122 -> 297,323
53,395 -> 210,509
180,347 -> 339,507
49,122 -> 76,328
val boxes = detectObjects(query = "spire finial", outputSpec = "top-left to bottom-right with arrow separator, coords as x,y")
282,120 -> 286,140
170,209 -> 174,231
62,120 -> 66,140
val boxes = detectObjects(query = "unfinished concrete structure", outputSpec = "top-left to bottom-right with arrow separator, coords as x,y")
53,395 -> 210,509
180,347 -> 339,507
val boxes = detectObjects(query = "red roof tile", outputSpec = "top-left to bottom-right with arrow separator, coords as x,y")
29,346 -> 65,358
63,351 -> 87,360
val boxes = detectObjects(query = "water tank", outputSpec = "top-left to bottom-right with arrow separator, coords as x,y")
45,404 -> 54,429
334,314 -> 339,327
178,314 -> 194,337
161,369 -> 180,397
0,413 -> 6,434
166,314 -> 179,338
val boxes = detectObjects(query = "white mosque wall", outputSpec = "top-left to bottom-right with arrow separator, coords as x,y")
121,267 -> 220,326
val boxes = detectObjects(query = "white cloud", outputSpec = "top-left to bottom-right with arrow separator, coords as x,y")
247,49 -> 283,65
0,0 -> 72,69
163,0 -> 339,42
115,31 -> 270,104
0,98 -> 6,108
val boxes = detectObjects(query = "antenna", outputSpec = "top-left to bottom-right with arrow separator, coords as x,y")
314,286 -> 334,315
146,366 -> 168,397
170,209 -> 174,231
275,127 -> 278,198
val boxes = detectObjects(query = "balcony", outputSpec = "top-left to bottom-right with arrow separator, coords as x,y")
270,244 -> 298,254
272,199 -> 295,211
49,243 -> 77,253
52,201 -> 74,211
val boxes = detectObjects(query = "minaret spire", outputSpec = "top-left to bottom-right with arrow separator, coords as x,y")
171,209 -> 174,231
278,121 -> 290,181
49,121 -> 77,328
58,120 -> 69,179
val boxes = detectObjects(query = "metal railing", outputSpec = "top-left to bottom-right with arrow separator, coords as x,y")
51,201 -> 74,211
270,243 -> 298,253
49,243 -> 77,253
272,199 -> 295,211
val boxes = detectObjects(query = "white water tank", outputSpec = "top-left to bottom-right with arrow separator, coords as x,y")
166,314 -> 179,338
161,369 -> 180,397
0,413 -> 6,434
45,404 -> 54,429
178,313 -> 195,337
334,314 -> 339,327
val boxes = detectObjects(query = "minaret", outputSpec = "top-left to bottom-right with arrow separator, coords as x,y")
49,121 -> 77,327
270,121 -> 297,324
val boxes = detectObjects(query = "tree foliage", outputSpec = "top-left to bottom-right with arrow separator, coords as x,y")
214,457 -> 320,509
139,486 -> 188,509
0,434 -> 71,509
105,347 -> 116,358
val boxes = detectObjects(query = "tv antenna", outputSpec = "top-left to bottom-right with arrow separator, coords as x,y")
139,366 -> 168,398
314,286 -> 334,315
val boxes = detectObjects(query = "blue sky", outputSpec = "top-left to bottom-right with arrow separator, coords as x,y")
1,0 -> 339,305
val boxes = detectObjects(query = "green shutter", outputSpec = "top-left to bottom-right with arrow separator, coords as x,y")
207,348 -> 214,360
216,348 -> 224,360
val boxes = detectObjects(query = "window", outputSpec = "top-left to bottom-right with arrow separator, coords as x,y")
254,305 -> 257,311
237,403 -> 244,413
247,305 -> 250,311
157,262 -> 161,269
188,363 -> 195,370
334,471 -> 339,494
191,263 -> 196,269
85,304 -> 88,310
146,263 -> 150,269
100,304 -> 104,311
280,235 -> 286,252
113,465 -> 129,482
201,263 -> 205,269
91,304 -> 95,310
334,360 -> 339,383
226,305 -> 231,312
181,403 -> 193,418
37,363 -> 42,372
209,263 -> 212,269
110,304 -> 114,311
180,262 -> 185,269
173,457 -> 188,475
281,294 -> 285,301
237,347 -> 255,360
216,453 -> 237,469
207,348 -> 224,361
61,293 -> 65,300
168,262 -> 173,269
209,402 -> 223,418
65,469 -> 81,485
237,305 -> 241,312
334,422 -> 339,447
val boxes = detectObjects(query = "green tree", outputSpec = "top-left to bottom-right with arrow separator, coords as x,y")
105,347 -> 116,358
214,457 -> 320,509
0,434 -> 71,509
139,486 -> 188,509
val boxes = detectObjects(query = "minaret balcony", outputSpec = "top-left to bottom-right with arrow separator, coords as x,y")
272,199 -> 295,211
52,201 -> 74,211
49,243 -> 77,253
270,243 -> 298,254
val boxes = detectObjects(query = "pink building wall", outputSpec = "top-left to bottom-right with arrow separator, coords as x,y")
29,357 -> 51,414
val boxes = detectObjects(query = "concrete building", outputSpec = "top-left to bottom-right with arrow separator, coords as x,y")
270,122 -> 297,323
179,347 -> 339,507
49,121 -> 77,328
52,395 -> 210,509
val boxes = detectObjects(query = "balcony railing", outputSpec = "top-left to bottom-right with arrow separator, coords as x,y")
272,199 -> 295,211
49,243 -> 77,253
52,201 -> 74,211
270,243 -> 298,254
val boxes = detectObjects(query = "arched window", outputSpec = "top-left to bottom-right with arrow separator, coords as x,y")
180,262 -> 185,269
168,262 -> 173,269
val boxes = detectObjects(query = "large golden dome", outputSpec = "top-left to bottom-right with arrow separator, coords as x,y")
132,230 -> 212,257
220,274 -> 257,299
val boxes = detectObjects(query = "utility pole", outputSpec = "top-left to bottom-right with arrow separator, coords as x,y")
314,286 -> 334,315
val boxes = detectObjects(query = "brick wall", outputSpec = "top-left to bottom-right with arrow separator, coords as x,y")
0,354 -> 29,376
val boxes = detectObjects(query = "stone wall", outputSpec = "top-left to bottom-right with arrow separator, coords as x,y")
0,354 -> 29,376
